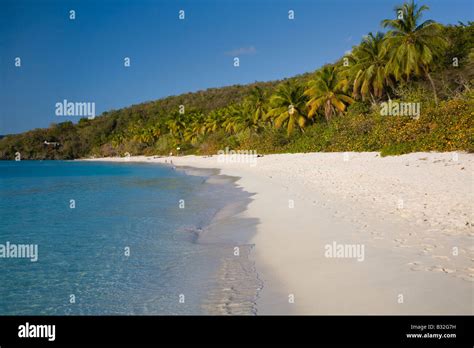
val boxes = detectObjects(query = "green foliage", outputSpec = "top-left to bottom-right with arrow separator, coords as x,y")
305,65 -> 354,121
347,32 -> 392,102
267,82 -> 309,135
0,1 -> 472,160
381,0 -> 448,104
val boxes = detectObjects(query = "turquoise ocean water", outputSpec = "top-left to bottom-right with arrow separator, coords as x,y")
0,160 -> 256,315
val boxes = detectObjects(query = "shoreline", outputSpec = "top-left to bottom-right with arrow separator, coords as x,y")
176,166 -> 263,315
83,152 -> 474,314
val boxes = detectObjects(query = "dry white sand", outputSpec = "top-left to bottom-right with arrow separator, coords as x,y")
84,152 -> 473,314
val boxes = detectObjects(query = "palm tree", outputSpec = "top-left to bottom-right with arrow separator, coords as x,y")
247,86 -> 268,123
305,65 -> 354,121
132,128 -> 153,145
184,123 -> 203,144
203,110 -> 224,134
348,32 -> 393,103
151,124 -> 161,139
381,0 -> 447,104
240,101 -> 264,132
166,112 -> 187,140
128,123 -> 152,145
266,82 -> 309,135
222,105 -> 241,134
222,103 -> 262,134
183,113 -> 205,144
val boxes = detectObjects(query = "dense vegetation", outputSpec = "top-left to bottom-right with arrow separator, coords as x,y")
1,1 -> 473,160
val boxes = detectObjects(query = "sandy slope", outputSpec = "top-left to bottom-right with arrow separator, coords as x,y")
84,152 -> 474,314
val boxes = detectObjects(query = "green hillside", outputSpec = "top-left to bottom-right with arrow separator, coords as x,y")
1,1 -> 473,160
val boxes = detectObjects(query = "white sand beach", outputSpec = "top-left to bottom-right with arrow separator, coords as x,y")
85,152 -> 474,314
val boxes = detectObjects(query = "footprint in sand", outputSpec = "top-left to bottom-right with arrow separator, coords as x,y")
421,243 -> 437,252
394,238 -> 410,247
432,255 -> 451,262
427,265 -> 444,272
442,268 -> 455,274
407,262 -> 424,271
426,265 -> 455,274
457,274 -> 474,282
369,234 -> 384,241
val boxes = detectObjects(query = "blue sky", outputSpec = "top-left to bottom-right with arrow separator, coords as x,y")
1,0 -> 472,134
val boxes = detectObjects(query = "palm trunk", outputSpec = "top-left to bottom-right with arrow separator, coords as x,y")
325,100 -> 332,122
424,67 -> 438,105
